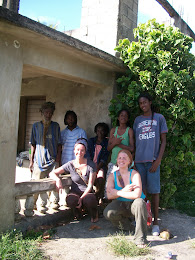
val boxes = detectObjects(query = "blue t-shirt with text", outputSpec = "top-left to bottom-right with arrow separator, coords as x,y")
133,113 -> 168,163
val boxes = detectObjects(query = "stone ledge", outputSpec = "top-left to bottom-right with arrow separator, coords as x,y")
14,176 -> 72,197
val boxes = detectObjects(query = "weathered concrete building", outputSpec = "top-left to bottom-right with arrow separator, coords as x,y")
1,0 -> 194,232
0,0 -> 140,232
0,6 -> 128,231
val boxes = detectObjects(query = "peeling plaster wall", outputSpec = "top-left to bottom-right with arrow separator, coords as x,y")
0,9 -> 122,231
0,33 -> 23,231
21,77 -> 113,138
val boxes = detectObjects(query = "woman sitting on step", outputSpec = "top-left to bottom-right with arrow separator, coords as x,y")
50,138 -> 98,223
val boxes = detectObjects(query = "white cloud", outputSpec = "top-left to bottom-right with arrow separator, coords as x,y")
138,0 -> 169,23
167,0 -> 195,31
24,13 -> 60,28
37,16 -> 58,25
138,0 -> 195,31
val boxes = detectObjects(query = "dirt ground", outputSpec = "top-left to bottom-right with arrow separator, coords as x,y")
41,209 -> 195,260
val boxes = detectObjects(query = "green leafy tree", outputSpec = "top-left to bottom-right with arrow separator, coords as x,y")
109,19 -> 195,215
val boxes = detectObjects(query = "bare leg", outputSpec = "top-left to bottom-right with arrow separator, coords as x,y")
82,193 -> 98,223
91,208 -> 99,223
66,193 -> 82,220
152,193 -> 159,225
95,175 -> 105,204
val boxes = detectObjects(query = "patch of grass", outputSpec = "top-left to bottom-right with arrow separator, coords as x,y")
107,231 -> 150,258
25,228 -> 55,240
0,229 -> 46,260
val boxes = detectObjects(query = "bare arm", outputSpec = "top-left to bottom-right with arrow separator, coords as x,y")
76,170 -> 96,208
29,144 -> 36,172
106,173 -> 118,199
107,128 -> 123,151
117,128 -> 134,153
149,133 -> 166,172
80,171 -> 95,199
117,171 -> 142,199
107,170 -> 142,200
49,166 -> 66,189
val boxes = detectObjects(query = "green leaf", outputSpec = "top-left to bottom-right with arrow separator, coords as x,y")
109,19 -> 195,213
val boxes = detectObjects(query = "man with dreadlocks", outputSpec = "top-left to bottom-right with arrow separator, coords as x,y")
29,101 -> 61,213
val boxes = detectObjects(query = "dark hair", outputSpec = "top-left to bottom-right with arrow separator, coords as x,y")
138,92 -> 155,111
138,92 -> 153,102
116,109 -> 131,127
64,110 -> 77,125
94,122 -> 109,137
138,92 -> 154,128
74,138 -> 88,151
40,102 -> 55,114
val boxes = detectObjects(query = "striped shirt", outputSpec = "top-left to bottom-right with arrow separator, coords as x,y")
61,126 -> 87,164
30,121 -> 61,171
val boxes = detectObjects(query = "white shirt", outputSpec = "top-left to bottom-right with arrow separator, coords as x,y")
61,125 -> 87,164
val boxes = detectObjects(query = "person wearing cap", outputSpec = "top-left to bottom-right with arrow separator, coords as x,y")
50,138 -> 98,223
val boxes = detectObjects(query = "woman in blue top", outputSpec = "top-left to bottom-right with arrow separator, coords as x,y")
103,149 -> 148,247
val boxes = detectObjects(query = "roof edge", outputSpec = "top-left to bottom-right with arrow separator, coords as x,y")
0,7 -> 126,70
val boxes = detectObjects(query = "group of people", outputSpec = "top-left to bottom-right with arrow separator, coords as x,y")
29,91 -> 168,247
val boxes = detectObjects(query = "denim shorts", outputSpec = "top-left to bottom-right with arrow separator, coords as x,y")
135,162 -> 160,194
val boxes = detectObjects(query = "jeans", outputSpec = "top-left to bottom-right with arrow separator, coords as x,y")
136,162 -> 160,194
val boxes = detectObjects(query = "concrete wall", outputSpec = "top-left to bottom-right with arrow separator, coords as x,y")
0,0 -> 20,13
21,77 -> 113,138
117,0 -> 138,44
0,7 -> 124,232
66,0 -> 138,56
0,33 -> 23,231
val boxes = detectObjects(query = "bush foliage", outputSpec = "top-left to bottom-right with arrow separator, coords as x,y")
109,19 -> 195,215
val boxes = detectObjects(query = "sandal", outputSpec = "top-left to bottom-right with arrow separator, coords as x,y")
136,243 -> 149,248
135,239 -> 150,248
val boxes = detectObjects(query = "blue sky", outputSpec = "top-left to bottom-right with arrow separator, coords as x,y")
19,0 -> 83,32
19,0 -> 194,53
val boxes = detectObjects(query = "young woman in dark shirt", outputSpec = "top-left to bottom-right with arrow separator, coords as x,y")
50,138 -> 98,223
